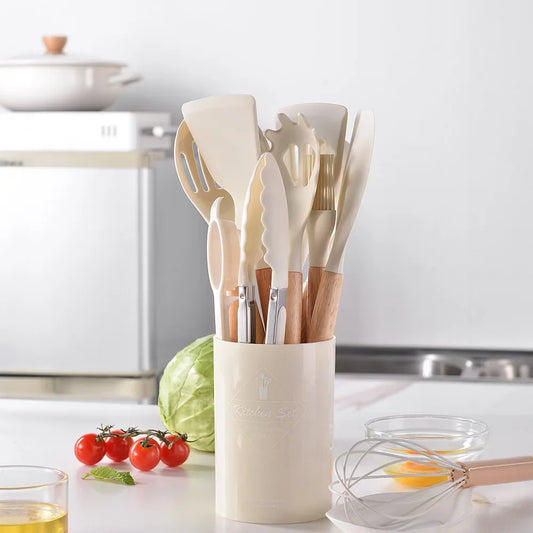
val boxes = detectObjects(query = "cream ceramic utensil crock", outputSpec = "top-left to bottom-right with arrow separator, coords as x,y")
214,337 -> 335,524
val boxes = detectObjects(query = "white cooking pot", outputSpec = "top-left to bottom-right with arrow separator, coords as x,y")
0,36 -> 142,111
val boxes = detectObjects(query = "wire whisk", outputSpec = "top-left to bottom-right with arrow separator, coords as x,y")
330,437 -> 533,531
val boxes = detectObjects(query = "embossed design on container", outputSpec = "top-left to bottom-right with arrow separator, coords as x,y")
214,338 -> 335,524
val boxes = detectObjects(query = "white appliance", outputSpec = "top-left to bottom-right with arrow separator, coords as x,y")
0,112 -> 175,402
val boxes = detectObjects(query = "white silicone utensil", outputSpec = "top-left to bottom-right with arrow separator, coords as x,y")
207,197 -> 240,341
308,110 -> 375,342
174,120 -> 235,223
279,105 -> 347,332
238,155 -> 267,343
306,153 -> 335,335
265,113 -> 320,343
259,153 -> 289,344
182,94 -> 261,229
279,102 -> 348,181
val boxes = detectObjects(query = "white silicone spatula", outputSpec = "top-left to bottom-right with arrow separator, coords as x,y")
308,110 -> 375,342
182,94 -> 261,230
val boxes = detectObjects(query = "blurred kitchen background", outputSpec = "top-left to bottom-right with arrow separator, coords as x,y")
1,0 -> 532,401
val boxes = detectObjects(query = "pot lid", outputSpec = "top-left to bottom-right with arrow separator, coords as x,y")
0,36 -> 125,67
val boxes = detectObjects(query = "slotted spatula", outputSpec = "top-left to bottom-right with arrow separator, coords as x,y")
174,120 -> 234,223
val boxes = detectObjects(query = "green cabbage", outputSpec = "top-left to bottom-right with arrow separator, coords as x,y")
158,334 -> 214,452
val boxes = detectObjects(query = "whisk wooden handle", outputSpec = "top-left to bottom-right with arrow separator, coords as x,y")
455,456 -> 533,488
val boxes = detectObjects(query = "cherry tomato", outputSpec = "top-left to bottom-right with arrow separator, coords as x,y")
129,438 -> 160,471
159,435 -> 190,467
104,430 -> 133,462
74,433 -> 106,465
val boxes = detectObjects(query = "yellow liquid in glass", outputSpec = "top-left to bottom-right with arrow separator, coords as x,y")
0,502 -> 67,533
383,446 -> 468,488
383,461 -> 449,487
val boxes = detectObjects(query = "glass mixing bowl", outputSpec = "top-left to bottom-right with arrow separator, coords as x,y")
365,414 -> 489,487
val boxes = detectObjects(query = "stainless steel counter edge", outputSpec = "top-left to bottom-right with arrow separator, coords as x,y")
336,345 -> 533,382
0,372 -> 157,401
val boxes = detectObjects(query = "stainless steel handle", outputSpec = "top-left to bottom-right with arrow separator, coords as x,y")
237,286 -> 256,343
265,287 -> 287,344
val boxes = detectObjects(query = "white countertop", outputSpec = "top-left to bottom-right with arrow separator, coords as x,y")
1,376 -> 533,532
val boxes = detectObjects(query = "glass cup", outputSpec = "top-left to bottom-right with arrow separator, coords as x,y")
0,465 -> 68,532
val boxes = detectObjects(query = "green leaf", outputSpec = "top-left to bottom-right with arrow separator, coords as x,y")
82,466 -> 135,485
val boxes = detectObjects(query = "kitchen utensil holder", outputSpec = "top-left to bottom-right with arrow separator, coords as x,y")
214,337 -> 335,524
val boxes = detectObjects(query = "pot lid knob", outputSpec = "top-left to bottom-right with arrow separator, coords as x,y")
42,36 -> 67,55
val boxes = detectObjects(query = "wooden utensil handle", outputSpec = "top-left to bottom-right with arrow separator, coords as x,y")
227,288 -> 238,343
455,456 -> 533,488
285,271 -> 302,344
255,305 -> 265,344
307,266 -> 324,338
256,267 -> 272,328
301,281 -> 308,343
308,270 -> 343,342
254,267 -> 271,344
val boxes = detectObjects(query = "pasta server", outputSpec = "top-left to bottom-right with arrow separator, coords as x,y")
279,104 -> 347,333
265,114 -> 320,343
279,102 -> 348,182
207,197 -> 240,341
